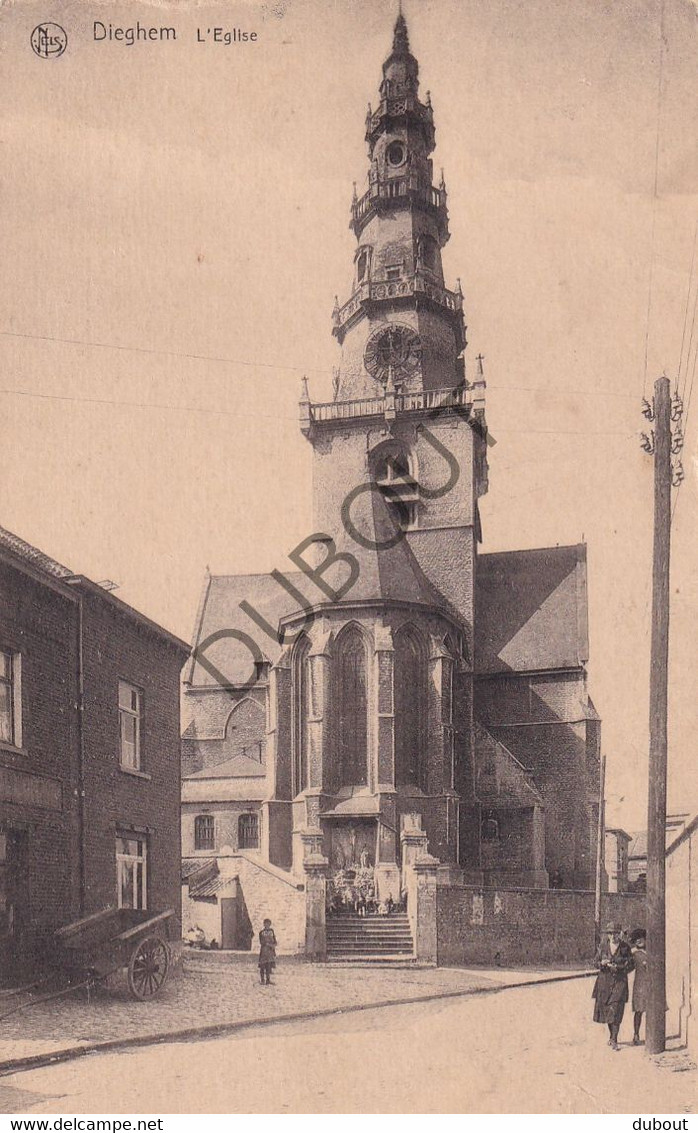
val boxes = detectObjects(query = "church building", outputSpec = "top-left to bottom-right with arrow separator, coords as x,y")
181,14 -> 601,957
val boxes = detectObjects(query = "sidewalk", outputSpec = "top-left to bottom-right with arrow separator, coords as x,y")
0,952 -> 592,1075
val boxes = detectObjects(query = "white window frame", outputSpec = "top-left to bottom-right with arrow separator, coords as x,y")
118,680 -> 142,771
0,650 -> 21,749
116,833 -> 148,910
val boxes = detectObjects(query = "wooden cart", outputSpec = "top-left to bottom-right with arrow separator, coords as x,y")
54,907 -> 175,1000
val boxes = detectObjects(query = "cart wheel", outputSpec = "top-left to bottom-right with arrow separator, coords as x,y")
127,935 -> 170,1000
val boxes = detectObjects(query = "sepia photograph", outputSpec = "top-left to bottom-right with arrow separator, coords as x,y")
0,0 -> 697,1117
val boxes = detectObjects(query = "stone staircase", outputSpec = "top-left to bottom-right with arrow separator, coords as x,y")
325,912 -> 414,963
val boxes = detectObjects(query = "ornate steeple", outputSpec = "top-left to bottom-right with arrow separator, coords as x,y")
316,12 -> 467,405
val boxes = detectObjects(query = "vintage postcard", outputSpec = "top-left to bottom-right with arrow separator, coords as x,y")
0,0 -> 697,1118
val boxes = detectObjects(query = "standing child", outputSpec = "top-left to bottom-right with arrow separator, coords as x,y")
258,918 -> 277,986
630,929 -> 648,1044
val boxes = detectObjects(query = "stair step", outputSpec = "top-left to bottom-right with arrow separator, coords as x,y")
327,944 -> 413,953
326,953 -> 415,963
327,936 -> 413,944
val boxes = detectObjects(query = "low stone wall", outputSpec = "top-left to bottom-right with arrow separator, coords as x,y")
436,885 -> 646,966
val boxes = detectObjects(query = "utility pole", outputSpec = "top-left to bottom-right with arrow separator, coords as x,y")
594,754 -> 606,948
641,375 -> 683,1055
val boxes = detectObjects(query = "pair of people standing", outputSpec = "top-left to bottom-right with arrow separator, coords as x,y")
591,924 -> 647,1049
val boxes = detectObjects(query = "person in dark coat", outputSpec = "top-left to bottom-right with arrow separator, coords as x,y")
258,918 -> 277,986
630,928 -> 648,1045
592,923 -> 634,1049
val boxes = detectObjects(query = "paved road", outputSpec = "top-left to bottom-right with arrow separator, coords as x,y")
1,980 -> 695,1114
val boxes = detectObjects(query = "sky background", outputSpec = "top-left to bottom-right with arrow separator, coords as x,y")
1,0 -> 697,830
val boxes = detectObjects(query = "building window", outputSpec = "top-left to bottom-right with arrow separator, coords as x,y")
335,626 -> 369,788
481,811 -> 500,843
119,681 -> 142,770
356,246 -> 372,284
238,813 -> 259,850
418,235 -> 438,272
0,651 -> 18,747
194,815 -> 215,851
116,833 -> 147,910
373,446 -> 418,532
385,264 -> 402,280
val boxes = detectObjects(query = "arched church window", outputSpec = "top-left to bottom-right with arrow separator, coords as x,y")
238,812 -> 260,850
293,636 -> 311,795
356,246 -> 372,284
335,626 -> 369,788
394,626 -> 427,789
194,814 -> 215,851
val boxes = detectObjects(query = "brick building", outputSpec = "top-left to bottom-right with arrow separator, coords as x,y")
181,15 -> 603,957
0,525 -> 189,981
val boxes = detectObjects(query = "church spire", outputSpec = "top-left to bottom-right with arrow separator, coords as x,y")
324,13 -> 467,402
392,10 -> 410,56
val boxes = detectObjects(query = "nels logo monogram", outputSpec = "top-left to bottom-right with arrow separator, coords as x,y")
30,22 -> 68,58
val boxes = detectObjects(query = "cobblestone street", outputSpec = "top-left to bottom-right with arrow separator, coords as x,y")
0,953 -> 585,1069
1,978 -> 693,1114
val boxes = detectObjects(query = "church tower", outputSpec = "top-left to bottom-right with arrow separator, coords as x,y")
300,12 -> 488,620
289,13 -> 488,885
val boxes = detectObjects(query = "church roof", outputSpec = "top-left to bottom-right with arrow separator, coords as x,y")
185,493 -> 459,689
307,488 -> 454,616
185,571 -> 310,687
475,544 -> 589,675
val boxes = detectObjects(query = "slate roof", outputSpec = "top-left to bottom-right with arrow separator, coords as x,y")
475,544 -> 588,675
185,572 -> 306,687
185,492 -> 458,689
181,857 -> 216,882
189,871 -> 237,898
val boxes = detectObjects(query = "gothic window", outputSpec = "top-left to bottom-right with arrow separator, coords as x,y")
194,815 -> 215,851
335,626 -> 369,788
224,698 -> 266,763
238,812 -> 260,850
293,636 -> 311,795
356,246 -> 372,284
394,626 -> 427,789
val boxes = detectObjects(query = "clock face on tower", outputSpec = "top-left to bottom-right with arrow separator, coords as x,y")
364,324 -> 422,385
